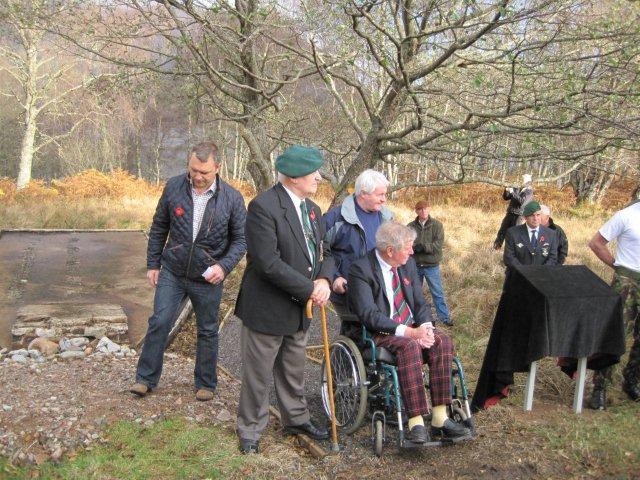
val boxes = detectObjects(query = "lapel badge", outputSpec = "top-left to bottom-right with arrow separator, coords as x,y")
516,243 -> 523,248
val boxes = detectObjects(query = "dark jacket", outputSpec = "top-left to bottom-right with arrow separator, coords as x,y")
346,251 -> 433,341
146,174 -> 247,280
503,186 -> 533,215
322,194 -> 393,304
547,218 -> 569,265
407,216 -> 444,266
503,224 -> 558,267
234,183 -> 335,336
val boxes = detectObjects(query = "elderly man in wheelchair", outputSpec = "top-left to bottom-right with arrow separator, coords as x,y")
321,221 -> 472,452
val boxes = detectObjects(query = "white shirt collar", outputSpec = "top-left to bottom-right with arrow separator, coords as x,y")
281,182 -> 305,207
375,250 -> 394,273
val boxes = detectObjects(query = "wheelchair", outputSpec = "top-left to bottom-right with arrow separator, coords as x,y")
320,326 -> 474,457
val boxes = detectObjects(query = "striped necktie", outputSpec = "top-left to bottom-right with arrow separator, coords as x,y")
391,267 -> 411,325
300,200 -> 316,267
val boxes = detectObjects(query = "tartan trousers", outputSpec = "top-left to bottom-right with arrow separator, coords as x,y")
375,328 -> 454,417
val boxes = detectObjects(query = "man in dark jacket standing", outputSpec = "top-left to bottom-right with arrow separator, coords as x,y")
503,200 -> 558,268
493,173 -> 534,250
540,204 -> 569,265
407,200 -> 453,326
130,141 -> 247,401
235,145 -> 334,454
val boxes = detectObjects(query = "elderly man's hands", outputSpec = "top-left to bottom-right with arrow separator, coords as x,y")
406,323 -> 435,348
311,278 -> 331,306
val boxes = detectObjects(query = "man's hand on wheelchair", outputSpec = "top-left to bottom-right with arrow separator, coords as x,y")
332,276 -> 348,294
311,278 -> 331,306
406,324 -> 435,348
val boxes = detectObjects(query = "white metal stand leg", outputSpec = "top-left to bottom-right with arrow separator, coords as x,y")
524,361 -> 538,411
573,357 -> 588,414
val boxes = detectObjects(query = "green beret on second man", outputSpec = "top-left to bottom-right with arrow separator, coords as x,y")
275,145 -> 323,178
523,200 -> 541,217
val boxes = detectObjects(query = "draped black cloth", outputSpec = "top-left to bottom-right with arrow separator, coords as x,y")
472,265 -> 625,411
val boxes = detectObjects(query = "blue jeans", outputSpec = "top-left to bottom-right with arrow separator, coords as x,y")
136,268 -> 223,390
417,265 -> 450,323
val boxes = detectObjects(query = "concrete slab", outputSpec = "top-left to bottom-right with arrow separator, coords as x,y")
0,230 -> 154,348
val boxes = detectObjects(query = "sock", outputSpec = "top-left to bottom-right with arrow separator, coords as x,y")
431,405 -> 448,428
408,415 -> 424,429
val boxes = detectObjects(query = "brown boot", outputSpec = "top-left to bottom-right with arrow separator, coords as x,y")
130,383 -> 151,397
195,389 -> 215,401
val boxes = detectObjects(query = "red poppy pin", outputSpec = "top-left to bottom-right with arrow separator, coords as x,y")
403,278 -> 410,286
539,235 -> 545,243
174,206 -> 185,217
309,209 -> 316,222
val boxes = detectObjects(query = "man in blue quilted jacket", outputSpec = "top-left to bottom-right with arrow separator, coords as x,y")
130,141 -> 247,401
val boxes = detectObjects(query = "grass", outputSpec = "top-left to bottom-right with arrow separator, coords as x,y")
0,418 -> 249,480
527,402 -> 640,475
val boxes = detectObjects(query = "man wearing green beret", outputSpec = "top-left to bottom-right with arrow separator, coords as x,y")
235,145 -> 335,454
503,200 -> 559,267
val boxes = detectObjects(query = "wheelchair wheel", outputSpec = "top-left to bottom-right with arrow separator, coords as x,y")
374,420 -> 383,457
321,336 -> 368,434
450,399 -> 468,422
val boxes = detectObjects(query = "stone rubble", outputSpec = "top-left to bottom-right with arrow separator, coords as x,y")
0,353 -> 240,467
2,336 -> 136,365
12,303 -> 128,342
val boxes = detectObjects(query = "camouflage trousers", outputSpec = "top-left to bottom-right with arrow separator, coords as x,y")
593,268 -> 640,390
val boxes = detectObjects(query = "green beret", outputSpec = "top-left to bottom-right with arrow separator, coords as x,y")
523,200 -> 541,217
275,145 -> 323,178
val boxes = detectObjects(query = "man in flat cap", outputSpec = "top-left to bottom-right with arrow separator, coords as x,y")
503,200 -> 558,268
493,173 -> 534,250
235,145 -> 334,454
407,199 -> 453,326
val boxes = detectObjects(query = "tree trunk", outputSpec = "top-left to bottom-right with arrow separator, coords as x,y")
16,40 -> 39,190
16,112 -> 37,189
330,127 -> 383,207
570,165 -> 613,204
238,123 -> 272,192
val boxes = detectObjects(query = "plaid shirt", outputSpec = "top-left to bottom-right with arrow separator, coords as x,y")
192,183 -> 216,241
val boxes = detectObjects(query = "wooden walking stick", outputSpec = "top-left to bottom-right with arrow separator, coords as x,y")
307,300 -> 339,452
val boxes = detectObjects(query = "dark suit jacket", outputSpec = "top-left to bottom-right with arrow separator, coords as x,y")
503,224 -> 558,267
235,183 -> 334,336
346,250 -> 433,339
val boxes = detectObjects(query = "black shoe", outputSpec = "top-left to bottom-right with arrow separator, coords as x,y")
431,419 -> 471,440
405,424 -> 428,444
589,388 -> 606,410
285,421 -> 329,440
622,382 -> 640,402
440,319 -> 454,327
238,438 -> 259,454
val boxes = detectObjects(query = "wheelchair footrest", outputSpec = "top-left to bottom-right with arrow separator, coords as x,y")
401,439 -> 445,449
